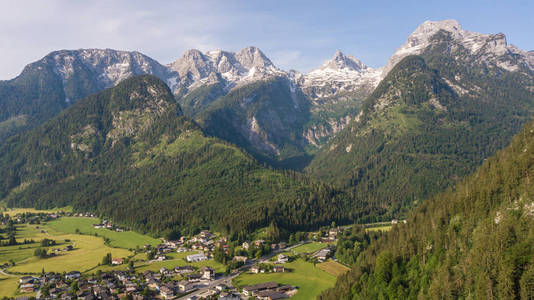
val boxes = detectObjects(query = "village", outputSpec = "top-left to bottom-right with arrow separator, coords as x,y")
0,209 -> 356,299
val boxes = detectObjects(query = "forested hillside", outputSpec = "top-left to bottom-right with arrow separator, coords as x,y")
0,75 -> 350,237
308,42 -> 534,218
320,113 -> 534,299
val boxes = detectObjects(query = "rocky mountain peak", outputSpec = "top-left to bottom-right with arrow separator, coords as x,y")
235,46 -> 274,69
383,19 -> 533,76
319,50 -> 368,72
169,49 -> 214,80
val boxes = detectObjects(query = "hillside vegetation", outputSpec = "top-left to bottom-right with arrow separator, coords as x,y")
0,75 -> 349,237
320,112 -> 534,299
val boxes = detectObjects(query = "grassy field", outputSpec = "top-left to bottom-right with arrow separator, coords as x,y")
8,234 -> 132,274
291,242 -> 328,254
1,207 -> 72,216
365,225 -> 392,232
0,275 -> 24,298
234,258 -> 336,300
47,217 -> 160,249
317,259 -> 351,277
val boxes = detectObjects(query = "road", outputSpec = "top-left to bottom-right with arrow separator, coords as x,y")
177,241 -> 308,299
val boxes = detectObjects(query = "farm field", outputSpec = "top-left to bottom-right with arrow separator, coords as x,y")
365,224 -> 392,232
234,258 -> 336,300
291,242 -> 328,254
47,217 -> 160,249
317,259 -> 351,277
1,206 -> 72,216
0,275 -> 25,298
8,233 -> 132,273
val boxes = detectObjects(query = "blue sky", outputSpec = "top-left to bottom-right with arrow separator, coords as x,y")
1,0 -> 533,79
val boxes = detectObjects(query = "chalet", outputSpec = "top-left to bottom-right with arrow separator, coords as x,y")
277,254 -> 288,263
175,265 -> 195,274
242,241 -> 250,250
256,290 -> 288,300
250,265 -> 260,274
315,248 -> 331,262
186,253 -> 208,262
201,266 -> 215,280
159,286 -> 175,299
242,282 -> 279,296
20,283 -> 36,293
187,273 -> 202,282
66,271 -> 81,280
177,280 -> 194,292
272,266 -> 285,273
177,247 -> 189,253
111,258 -> 124,265
233,255 -> 248,263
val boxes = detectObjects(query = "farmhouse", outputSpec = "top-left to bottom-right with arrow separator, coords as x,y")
112,258 -> 124,265
272,266 -> 285,273
201,266 -> 215,280
242,282 -> 279,296
65,271 -> 81,280
186,253 -> 208,262
315,248 -> 331,262
277,254 -> 288,263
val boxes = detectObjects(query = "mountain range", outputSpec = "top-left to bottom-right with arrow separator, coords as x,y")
1,19 -> 533,229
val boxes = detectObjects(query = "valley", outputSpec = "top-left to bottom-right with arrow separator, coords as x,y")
0,14 -> 533,300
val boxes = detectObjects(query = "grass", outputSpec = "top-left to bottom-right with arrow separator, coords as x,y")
2,206 -> 72,216
0,275 -> 23,298
47,217 -> 160,249
317,260 -> 351,277
365,225 -> 392,232
291,242 -> 328,254
8,233 -> 131,274
234,258 -> 336,300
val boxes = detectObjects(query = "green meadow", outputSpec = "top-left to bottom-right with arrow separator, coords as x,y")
234,258 -> 336,300
47,217 -> 160,249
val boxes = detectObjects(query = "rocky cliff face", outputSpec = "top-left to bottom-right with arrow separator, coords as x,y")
383,19 -> 534,76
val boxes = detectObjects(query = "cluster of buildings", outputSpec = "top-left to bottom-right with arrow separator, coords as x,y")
92,220 -> 125,232
241,282 -> 297,300
18,267 -> 221,299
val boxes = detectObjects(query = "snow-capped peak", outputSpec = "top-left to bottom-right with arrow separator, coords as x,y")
301,50 -> 381,100
383,19 -> 534,75
318,50 -> 369,72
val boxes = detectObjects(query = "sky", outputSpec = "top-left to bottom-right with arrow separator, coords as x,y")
1,0 -> 533,79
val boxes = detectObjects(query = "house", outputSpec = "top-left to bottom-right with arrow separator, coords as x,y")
277,254 -> 288,263
216,284 -> 227,291
315,248 -> 331,262
250,265 -> 260,274
177,247 -> 189,253
186,253 -> 208,262
175,266 -> 195,274
256,290 -> 288,300
187,273 -> 202,282
178,280 -> 194,292
201,266 -> 215,280
254,239 -> 265,247
242,282 -> 279,296
65,271 -> 81,280
19,276 -> 37,284
111,258 -> 124,265
272,266 -> 285,273
20,283 -> 36,293
159,286 -> 175,299
242,241 -> 250,250
233,256 -> 248,263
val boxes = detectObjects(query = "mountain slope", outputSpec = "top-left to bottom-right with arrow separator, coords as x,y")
0,49 -> 173,142
0,75 -> 348,236
307,21 -> 534,218
320,109 -> 534,300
